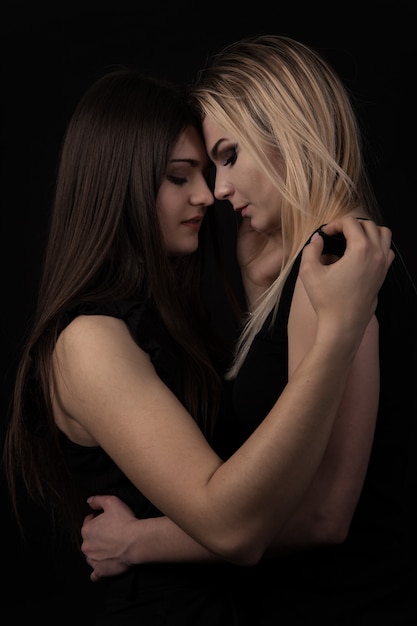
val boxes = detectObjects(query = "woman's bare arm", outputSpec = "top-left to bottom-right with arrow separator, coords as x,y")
69,217 -> 392,567
81,286 -> 380,577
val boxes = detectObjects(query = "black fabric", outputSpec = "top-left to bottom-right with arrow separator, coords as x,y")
33,244 -> 417,623
56,299 -> 244,625
232,246 -> 417,624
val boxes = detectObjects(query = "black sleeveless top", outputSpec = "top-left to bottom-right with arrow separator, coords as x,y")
55,299 -> 244,625
57,300 -> 180,519
232,249 -> 417,624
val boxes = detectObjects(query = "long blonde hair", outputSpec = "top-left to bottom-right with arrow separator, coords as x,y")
191,34 -> 381,377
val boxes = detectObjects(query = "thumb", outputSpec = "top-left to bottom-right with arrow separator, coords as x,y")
86,494 -> 105,512
303,231 -> 324,261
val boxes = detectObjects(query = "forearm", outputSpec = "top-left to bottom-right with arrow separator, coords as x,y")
263,465 -> 363,557
128,332 -> 362,567
265,337 -> 379,555
127,516 -> 219,564
81,507 -> 223,579
194,324 -> 363,563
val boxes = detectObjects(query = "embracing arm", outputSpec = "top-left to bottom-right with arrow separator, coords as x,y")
63,217 -> 392,569
81,313 -> 379,577
81,256 -> 381,579
222,215 -> 381,551
67,311 -> 354,566
82,498 -> 216,580
263,277 -> 380,554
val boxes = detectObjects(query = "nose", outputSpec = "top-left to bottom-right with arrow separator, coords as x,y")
213,170 -> 233,201
191,177 -> 215,208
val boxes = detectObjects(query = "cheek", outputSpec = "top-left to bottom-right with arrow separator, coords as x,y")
255,179 -> 280,219
162,216 -> 177,239
156,209 -> 171,241
240,159 -> 261,192
231,167 -> 251,193
264,195 -> 282,227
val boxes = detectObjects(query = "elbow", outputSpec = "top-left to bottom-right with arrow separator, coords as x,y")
214,544 -> 265,567
308,513 -> 351,546
204,528 -> 268,566
222,543 -> 265,567
314,524 -> 349,546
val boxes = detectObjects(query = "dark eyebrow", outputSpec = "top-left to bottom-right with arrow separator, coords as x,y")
209,138 -> 227,161
169,158 -> 199,166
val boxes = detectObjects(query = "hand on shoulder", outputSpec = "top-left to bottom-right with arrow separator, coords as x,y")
300,216 -> 394,336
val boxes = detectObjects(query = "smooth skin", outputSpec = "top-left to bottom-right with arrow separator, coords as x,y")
80,119 -> 393,580
156,126 -> 214,255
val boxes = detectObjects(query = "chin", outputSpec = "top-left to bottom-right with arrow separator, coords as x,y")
171,243 -> 199,256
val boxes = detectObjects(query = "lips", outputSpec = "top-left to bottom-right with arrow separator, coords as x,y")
181,216 -> 203,231
182,217 -> 202,225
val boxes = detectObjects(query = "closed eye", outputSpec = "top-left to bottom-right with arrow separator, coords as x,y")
167,175 -> 187,186
223,146 -> 237,167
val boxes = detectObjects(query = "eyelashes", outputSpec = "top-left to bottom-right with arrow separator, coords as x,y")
223,146 -> 238,167
166,175 -> 187,186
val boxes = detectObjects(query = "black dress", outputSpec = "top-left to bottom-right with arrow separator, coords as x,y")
232,248 -> 417,625
56,299 -> 245,626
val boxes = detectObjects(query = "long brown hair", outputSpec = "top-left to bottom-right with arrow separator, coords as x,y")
4,70 -> 228,542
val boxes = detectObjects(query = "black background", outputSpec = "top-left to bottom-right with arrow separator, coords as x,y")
2,1 -> 416,622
